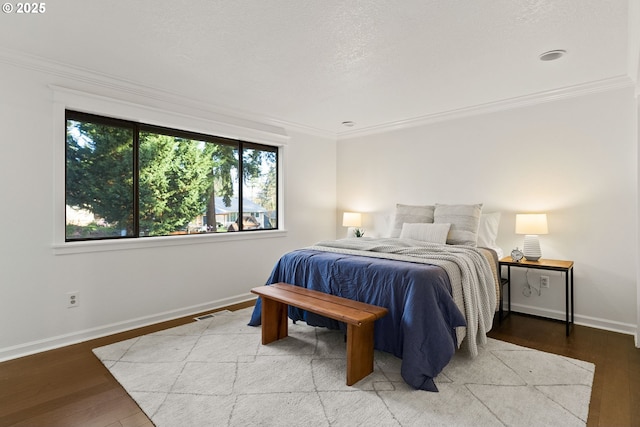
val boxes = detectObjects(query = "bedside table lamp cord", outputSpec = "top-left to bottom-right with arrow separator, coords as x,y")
523,269 -> 541,297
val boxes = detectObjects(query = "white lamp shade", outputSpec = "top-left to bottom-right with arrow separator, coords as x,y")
515,214 -> 548,235
342,212 -> 362,227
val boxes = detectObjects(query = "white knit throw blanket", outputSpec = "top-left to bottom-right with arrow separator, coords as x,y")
308,237 -> 497,357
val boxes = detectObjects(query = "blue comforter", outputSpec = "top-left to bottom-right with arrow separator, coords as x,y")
248,249 -> 466,391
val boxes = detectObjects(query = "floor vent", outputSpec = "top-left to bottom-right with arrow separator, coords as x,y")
194,310 -> 232,321
194,313 -> 215,321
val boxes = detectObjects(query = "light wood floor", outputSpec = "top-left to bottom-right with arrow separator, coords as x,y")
1,304 -> 638,427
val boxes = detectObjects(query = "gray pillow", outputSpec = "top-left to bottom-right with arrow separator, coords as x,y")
434,203 -> 483,245
390,204 -> 434,237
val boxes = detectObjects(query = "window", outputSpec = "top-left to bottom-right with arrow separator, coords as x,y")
65,111 -> 278,241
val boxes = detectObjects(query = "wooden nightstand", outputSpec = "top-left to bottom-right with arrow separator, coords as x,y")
498,256 -> 575,336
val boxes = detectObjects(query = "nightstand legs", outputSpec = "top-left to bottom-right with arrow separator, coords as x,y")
566,267 -> 574,336
507,266 -> 511,318
499,266 -> 511,321
498,259 -> 574,336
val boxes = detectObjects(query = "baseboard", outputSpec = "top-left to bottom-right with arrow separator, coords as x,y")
4,297 -> 635,362
0,293 -> 257,362
511,303 -> 637,336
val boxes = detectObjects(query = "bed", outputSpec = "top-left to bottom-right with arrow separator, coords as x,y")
249,204 -> 501,391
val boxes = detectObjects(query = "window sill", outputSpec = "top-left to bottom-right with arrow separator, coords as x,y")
52,229 -> 287,255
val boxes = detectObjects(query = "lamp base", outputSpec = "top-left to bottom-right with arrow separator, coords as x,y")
523,235 -> 541,261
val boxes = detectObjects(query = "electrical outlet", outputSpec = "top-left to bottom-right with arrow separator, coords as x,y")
67,291 -> 79,308
540,276 -> 550,288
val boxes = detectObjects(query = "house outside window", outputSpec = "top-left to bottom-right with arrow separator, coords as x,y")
65,110 -> 278,241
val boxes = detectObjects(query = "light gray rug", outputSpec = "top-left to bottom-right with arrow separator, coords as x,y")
93,307 -> 594,427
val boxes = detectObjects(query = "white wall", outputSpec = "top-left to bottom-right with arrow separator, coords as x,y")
337,86 -> 638,335
0,60 -> 337,361
637,93 -> 640,346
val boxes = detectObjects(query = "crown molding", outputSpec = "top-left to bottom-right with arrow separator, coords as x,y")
0,47 -> 632,142
337,75 -> 634,140
0,47 -> 336,140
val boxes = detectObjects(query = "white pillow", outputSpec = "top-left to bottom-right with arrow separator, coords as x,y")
400,223 -> 451,244
434,203 -> 483,245
390,204 -> 435,238
477,212 -> 501,248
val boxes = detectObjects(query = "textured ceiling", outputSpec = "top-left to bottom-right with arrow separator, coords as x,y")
0,0 -> 633,136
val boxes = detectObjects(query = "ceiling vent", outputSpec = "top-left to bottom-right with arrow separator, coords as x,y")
539,50 -> 566,61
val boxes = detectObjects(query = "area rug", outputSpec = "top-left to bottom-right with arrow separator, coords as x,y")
93,307 -> 594,427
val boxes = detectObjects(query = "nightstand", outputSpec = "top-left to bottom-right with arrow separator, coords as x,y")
498,257 -> 575,336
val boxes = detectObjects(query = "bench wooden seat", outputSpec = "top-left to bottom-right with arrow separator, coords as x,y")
251,282 -> 388,386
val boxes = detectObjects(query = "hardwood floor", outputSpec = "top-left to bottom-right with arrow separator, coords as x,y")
1,306 -> 638,427
0,301 -> 254,427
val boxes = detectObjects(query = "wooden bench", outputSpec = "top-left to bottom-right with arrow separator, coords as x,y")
251,282 -> 388,386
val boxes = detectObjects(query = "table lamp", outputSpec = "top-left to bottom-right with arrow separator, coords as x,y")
515,213 -> 548,261
342,212 -> 363,237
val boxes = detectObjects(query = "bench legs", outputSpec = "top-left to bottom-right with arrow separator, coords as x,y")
260,297 -> 376,386
346,322 -> 375,386
261,298 -> 288,344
